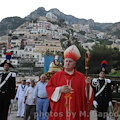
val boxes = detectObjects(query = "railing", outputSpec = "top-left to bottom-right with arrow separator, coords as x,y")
111,100 -> 120,120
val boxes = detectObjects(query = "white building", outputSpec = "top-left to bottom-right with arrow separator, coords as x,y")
35,57 -> 44,67
7,47 -> 43,60
115,39 -> 120,44
7,48 -> 24,57
11,39 -> 21,48
0,36 -> 8,43
51,24 -> 58,31
12,30 -> 27,35
82,42 -> 96,50
29,21 -> 51,34
46,12 -> 57,21
52,31 -> 62,40
0,57 -> 18,67
79,24 -> 91,33
96,32 -> 105,39
7,48 -> 44,67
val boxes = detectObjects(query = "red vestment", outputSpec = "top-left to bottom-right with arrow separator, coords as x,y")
46,69 -> 94,120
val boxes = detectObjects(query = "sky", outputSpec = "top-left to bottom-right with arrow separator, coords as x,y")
0,0 -> 120,23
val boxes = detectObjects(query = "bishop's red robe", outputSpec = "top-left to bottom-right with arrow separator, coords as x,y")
46,69 -> 94,120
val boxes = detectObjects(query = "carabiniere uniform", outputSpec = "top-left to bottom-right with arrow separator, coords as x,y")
0,52 -> 16,120
92,78 -> 112,112
92,60 -> 112,120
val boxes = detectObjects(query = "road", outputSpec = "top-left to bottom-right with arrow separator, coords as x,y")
8,102 -> 117,120
8,110 -> 117,120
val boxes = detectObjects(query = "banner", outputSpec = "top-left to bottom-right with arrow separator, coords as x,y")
44,55 -> 61,73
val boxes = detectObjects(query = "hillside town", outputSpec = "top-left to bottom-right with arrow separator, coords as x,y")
0,12 -> 120,77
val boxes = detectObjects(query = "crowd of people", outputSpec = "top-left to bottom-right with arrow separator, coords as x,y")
15,74 -> 49,120
0,45 -> 113,120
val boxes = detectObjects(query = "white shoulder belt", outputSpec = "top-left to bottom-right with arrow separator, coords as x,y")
95,79 -> 108,97
0,72 -> 12,88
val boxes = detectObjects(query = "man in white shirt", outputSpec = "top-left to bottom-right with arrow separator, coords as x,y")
33,74 -> 49,120
16,78 -> 27,118
24,79 -> 36,120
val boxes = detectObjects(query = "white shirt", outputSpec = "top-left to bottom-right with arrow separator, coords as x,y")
16,85 -> 28,100
25,86 -> 35,105
64,69 -> 74,75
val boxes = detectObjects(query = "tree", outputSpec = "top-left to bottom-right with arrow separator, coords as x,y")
3,48 -> 6,54
78,31 -> 86,35
45,50 -> 54,56
60,29 -> 79,50
112,47 -> 120,70
58,19 -> 66,27
75,43 -> 120,74
76,45 -> 86,74
60,33 -> 71,49
89,44 -> 120,74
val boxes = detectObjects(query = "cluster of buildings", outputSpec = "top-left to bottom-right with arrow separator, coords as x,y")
0,12 -> 120,76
